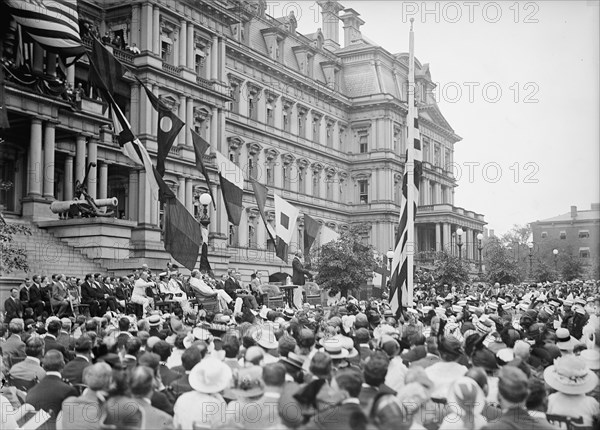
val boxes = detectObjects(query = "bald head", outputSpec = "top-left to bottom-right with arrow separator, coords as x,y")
83,363 -> 112,391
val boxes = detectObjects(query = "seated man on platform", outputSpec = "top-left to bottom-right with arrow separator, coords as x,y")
131,271 -> 155,317
20,277 -> 45,319
51,274 -> 72,318
81,273 -> 107,317
167,271 -> 192,316
234,271 -> 259,310
250,272 -> 268,307
189,270 -> 232,311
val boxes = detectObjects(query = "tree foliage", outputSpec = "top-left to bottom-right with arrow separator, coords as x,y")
432,251 -> 470,287
0,212 -> 31,274
532,258 -> 558,283
312,223 -> 378,297
484,237 -> 524,285
560,253 -> 584,281
500,224 -> 531,247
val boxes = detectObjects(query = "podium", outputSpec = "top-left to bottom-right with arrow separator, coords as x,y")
280,285 -> 304,309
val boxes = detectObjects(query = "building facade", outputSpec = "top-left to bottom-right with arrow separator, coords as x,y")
0,0 -> 485,279
531,204 -> 600,277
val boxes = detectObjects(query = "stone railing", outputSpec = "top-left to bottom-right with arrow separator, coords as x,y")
113,48 -> 135,65
162,62 -> 183,77
196,76 -> 214,89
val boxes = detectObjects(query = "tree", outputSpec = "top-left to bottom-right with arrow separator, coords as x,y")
532,258 -> 558,283
432,251 -> 470,287
560,253 -> 584,281
500,223 -> 532,247
484,237 -> 524,285
0,212 -> 31,274
312,223 -> 378,298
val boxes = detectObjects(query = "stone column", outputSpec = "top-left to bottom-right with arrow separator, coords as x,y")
435,223 -> 441,252
128,170 -> 139,221
211,36 -> 218,80
43,121 -> 56,199
178,94 -> 186,146
98,162 -> 108,200
179,20 -> 187,67
138,170 -> 147,223
186,97 -> 194,146
140,3 -> 153,52
87,138 -> 98,199
152,84 -> 159,137
66,65 -> 75,88
27,119 -> 43,196
220,37 -> 226,82
153,6 -> 161,56
210,107 -> 218,146
185,178 -> 193,214
187,24 -> 194,69
131,4 -> 141,48
75,135 -> 87,186
239,207 -> 248,248
173,28 -> 180,67
442,223 -> 451,253
178,176 -> 186,203
64,155 -> 74,201
219,109 -> 226,154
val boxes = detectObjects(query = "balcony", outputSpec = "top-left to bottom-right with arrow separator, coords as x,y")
162,62 -> 182,77
196,76 -> 214,89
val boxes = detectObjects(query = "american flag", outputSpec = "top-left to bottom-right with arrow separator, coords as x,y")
5,0 -> 85,59
389,20 -> 422,317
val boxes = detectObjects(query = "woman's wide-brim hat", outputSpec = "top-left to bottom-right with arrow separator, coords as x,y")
544,355 -> 598,395
189,357 -> 232,394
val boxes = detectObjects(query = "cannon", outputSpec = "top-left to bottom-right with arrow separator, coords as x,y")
52,162 -> 118,218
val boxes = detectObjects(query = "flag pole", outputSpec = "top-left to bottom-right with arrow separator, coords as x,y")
406,18 -> 416,308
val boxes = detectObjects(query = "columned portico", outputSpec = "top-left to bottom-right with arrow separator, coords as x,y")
42,121 -> 56,199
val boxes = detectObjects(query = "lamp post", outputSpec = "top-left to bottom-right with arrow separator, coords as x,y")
553,248 -> 558,271
198,193 -> 212,229
477,233 -> 484,276
528,242 -> 534,277
456,228 -> 464,260
386,250 -> 394,271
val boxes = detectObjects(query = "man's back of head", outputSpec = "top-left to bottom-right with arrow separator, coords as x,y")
42,349 -> 66,372
25,336 -> 45,359
130,365 -> 155,398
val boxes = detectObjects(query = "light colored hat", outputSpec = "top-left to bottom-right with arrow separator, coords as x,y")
487,303 -> 498,311
447,377 -> 485,415
451,305 -> 462,313
255,326 -> 278,350
544,355 -> 599,395
258,306 -> 271,320
580,349 -> 600,371
497,298 -> 507,305
322,339 -> 349,359
148,314 -> 162,326
556,328 -> 579,352
189,357 -> 232,394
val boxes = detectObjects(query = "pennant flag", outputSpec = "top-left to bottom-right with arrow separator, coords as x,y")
151,167 -> 202,271
162,194 -> 203,271
275,238 -> 289,263
390,21 -> 420,317
320,225 -> 340,245
215,152 -> 244,226
88,38 -> 124,94
274,194 -> 299,245
303,214 -> 321,257
5,0 -> 85,59
191,130 -> 216,209
274,194 -> 299,263
251,179 -> 276,241
137,77 -> 184,177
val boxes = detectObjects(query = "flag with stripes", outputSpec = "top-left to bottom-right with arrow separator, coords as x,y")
215,151 -> 244,226
5,0 -> 85,59
390,21 -> 421,317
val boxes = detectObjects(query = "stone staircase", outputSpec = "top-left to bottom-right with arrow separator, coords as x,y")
2,217 -> 111,280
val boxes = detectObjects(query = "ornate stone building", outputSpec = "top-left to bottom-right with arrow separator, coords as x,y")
0,0 -> 485,280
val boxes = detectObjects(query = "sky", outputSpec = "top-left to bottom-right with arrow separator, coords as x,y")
285,0 -> 600,235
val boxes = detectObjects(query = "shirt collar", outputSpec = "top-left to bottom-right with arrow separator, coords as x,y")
45,333 -> 56,340
26,356 -> 41,365
76,354 -> 90,362
46,371 -> 63,378
342,398 -> 360,405
263,391 -> 281,399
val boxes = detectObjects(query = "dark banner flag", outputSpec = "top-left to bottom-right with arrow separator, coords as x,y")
191,130 -> 216,209
137,77 -> 184,177
303,214 -> 321,258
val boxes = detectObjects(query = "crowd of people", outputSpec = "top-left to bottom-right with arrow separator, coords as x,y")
1,265 -> 599,430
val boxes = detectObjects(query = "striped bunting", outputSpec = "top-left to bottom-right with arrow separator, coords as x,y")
5,0 -> 85,58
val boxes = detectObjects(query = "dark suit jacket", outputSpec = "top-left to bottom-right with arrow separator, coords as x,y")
292,257 -> 311,285
482,407 -> 557,430
158,364 -> 180,387
2,334 -> 26,363
168,373 -> 193,399
20,284 -> 43,304
62,356 -> 91,385
81,281 -> 104,302
224,277 -> 239,298
44,335 -> 69,359
50,282 -> 69,306
4,297 -> 24,321
305,401 -> 367,430
26,374 -> 78,428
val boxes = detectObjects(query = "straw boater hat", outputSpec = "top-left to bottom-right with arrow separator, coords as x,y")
580,349 -> 600,371
322,339 -> 349,359
189,357 -> 232,394
544,355 -> 599,395
555,328 -> 579,352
